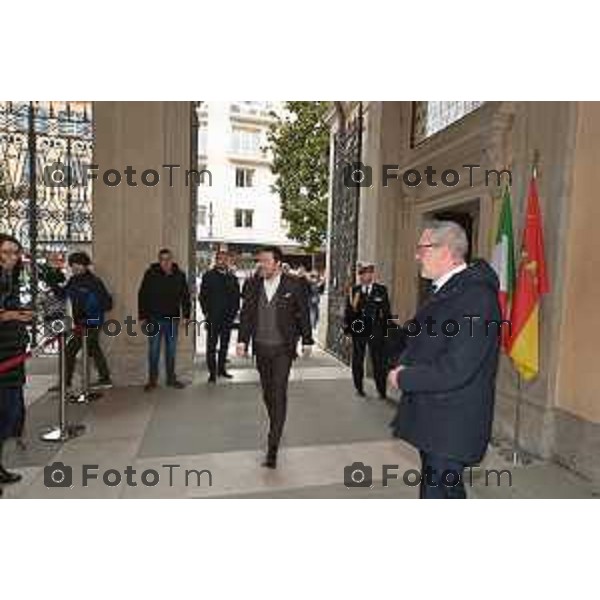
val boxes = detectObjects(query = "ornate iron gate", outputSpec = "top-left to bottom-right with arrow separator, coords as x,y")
0,101 -> 93,343
326,103 -> 363,363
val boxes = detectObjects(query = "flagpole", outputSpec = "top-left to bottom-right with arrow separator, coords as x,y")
512,149 -> 540,466
532,148 -> 540,180
512,374 -> 523,465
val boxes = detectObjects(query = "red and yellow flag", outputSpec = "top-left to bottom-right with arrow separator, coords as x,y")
508,176 -> 550,380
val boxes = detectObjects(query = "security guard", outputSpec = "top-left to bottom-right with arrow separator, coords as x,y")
344,262 -> 392,400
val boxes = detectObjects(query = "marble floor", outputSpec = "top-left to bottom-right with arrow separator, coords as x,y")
3,347 -> 598,499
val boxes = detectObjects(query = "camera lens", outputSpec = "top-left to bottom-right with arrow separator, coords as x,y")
51,469 -> 64,485
351,469 -> 365,484
351,319 -> 365,334
351,169 -> 365,184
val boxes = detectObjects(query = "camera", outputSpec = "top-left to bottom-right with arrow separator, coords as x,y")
43,161 -> 72,188
44,461 -> 73,488
343,161 -> 372,188
344,462 -> 373,488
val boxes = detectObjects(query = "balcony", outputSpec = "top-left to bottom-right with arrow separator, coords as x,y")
230,101 -> 277,124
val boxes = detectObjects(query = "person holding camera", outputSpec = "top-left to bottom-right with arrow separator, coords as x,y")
0,234 -> 33,490
50,252 -> 113,391
344,262 -> 391,400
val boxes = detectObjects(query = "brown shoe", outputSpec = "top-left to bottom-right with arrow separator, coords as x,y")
144,381 -> 157,392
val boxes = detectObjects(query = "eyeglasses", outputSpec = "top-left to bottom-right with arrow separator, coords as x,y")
416,243 -> 440,252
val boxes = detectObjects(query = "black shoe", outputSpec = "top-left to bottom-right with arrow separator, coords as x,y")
356,388 -> 366,398
208,375 -> 217,384
218,371 -> 233,379
261,454 -> 277,469
0,468 -> 22,485
144,381 -> 157,392
167,380 -> 186,389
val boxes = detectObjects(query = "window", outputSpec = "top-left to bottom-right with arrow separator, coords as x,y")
230,127 -> 262,155
234,208 -> 254,228
235,167 -> 254,187
198,204 -> 207,226
230,101 -> 275,119
412,101 -> 483,145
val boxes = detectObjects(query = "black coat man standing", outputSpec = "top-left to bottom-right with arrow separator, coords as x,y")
199,250 -> 240,382
388,221 -> 501,499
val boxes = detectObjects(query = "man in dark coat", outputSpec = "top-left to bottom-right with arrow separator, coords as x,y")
138,248 -> 191,391
344,262 -> 392,400
0,234 -> 32,489
199,250 -> 240,382
388,220 -> 501,499
237,245 -> 314,469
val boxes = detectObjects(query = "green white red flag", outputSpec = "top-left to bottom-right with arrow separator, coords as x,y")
491,186 -> 516,351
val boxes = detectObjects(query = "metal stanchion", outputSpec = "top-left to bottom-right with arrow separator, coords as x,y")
40,330 -> 86,443
69,326 -> 102,404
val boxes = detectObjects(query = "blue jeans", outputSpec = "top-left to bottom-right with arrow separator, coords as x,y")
419,451 -> 467,499
147,318 -> 179,384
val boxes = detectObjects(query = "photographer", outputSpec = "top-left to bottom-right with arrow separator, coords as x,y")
50,252 -> 113,391
0,234 -> 32,489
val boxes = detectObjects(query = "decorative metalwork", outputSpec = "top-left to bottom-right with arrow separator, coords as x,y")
0,101 -> 93,343
412,101 -> 483,145
326,103 -> 363,364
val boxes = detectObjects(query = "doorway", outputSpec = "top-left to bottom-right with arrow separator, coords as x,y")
418,199 -> 480,302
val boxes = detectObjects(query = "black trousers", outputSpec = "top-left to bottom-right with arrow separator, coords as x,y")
255,344 -> 293,456
66,327 -> 111,386
351,336 -> 387,397
419,451 -> 467,499
206,318 -> 234,376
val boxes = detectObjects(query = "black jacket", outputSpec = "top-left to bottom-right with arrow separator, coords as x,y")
344,282 -> 392,338
138,262 -> 191,320
199,267 -> 240,323
390,260 -> 501,464
0,267 -> 28,388
239,273 -> 314,358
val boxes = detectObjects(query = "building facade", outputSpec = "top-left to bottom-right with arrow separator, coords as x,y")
325,101 -> 600,484
195,101 -> 305,271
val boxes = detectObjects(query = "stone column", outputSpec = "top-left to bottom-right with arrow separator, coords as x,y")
92,101 -> 194,386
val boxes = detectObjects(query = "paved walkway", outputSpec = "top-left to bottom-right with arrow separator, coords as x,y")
3,347 -> 598,499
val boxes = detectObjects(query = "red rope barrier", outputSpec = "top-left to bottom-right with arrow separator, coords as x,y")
0,334 -> 60,375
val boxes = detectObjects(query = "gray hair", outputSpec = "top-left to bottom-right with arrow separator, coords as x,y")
423,220 -> 469,260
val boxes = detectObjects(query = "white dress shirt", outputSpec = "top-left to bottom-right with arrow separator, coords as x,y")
361,284 -> 372,296
432,263 -> 467,293
263,272 -> 282,302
